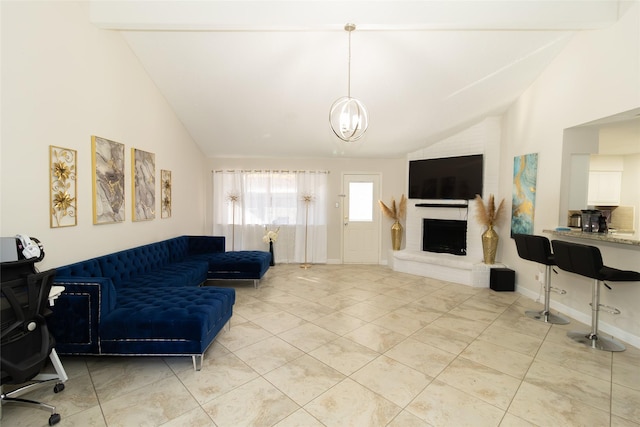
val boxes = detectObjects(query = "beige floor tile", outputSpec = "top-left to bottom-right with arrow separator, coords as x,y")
277,322 -> 340,352
351,355 -> 432,407
406,380 -> 505,427
392,303 -> 444,324
365,293 -> 409,310
308,336 -> 380,375
430,313 -> 491,339
160,407 -> 215,426
311,311 -> 368,336
305,378 -> 402,426
178,352 -> 259,404
492,306 -> 551,339
387,410 -> 435,427
273,409 -> 324,427
233,299 -> 282,321
339,300 -> 391,321
411,323 -> 475,354
498,413 -> 537,426
335,286 -> 381,301
383,285 -> 432,302
101,376 -> 199,426
202,377 -> 299,427
477,324 -> 544,357
509,381 -> 610,426
437,357 -> 521,409
535,338 -> 612,381
460,340 -> 534,379
88,357 -> 175,403
343,323 -> 408,352
252,311 -> 307,335
234,336 -> 305,375
612,383 -> 640,424
385,338 -> 457,377
613,345 -> 640,391
612,414 -> 640,427
373,310 -> 432,335
524,359 -> 611,411
216,321 -> 273,352
55,405 -> 108,427
263,354 -> 344,405
314,293 -> 361,310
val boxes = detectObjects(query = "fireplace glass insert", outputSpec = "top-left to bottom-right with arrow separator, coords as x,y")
422,219 -> 467,256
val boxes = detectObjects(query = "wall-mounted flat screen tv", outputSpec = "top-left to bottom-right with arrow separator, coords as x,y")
408,154 -> 483,200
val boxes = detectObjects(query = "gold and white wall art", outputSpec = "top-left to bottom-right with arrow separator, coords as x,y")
49,145 -> 77,228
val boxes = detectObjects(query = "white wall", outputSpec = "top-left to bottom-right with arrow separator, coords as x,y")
0,1 -> 208,270
205,157 -> 406,263
500,2 -> 640,347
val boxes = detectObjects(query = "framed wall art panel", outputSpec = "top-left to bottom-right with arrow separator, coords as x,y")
161,169 -> 171,218
511,153 -> 539,236
49,145 -> 77,228
131,148 -> 156,221
92,136 -> 125,225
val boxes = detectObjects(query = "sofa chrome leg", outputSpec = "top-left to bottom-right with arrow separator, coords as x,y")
192,354 -> 203,371
253,279 -> 258,289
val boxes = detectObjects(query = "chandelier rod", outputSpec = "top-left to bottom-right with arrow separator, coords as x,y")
347,26 -> 352,98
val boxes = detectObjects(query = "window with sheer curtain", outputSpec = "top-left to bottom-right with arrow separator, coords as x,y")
212,170 -> 328,264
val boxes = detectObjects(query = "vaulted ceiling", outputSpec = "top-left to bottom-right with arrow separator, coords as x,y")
90,1 -> 631,158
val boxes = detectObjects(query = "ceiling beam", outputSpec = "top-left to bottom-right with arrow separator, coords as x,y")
90,0 -> 625,32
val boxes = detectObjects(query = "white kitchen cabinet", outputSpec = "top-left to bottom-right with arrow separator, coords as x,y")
587,171 -> 622,205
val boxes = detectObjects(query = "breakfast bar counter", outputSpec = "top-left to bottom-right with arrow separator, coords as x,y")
543,229 -> 640,247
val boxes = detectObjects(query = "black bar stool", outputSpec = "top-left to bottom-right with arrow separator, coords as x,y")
513,234 -> 570,324
551,240 -> 640,352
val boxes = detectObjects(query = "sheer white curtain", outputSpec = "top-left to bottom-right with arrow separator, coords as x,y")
212,170 -> 327,263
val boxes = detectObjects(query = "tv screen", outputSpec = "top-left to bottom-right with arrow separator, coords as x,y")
409,154 -> 483,200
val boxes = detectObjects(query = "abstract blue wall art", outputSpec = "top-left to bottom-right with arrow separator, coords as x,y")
511,153 -> 538,236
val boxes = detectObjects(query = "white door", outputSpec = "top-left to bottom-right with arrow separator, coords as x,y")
343,174 -> 380,263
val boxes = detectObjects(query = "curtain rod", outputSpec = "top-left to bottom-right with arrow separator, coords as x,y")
212,169 -> 329,174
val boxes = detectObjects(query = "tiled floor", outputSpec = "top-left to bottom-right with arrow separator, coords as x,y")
3,264 -> 639,426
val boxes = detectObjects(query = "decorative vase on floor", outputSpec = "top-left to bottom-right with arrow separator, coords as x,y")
482,225 -> 498,264
269,241 -> 275,266
391,220 -> 403,251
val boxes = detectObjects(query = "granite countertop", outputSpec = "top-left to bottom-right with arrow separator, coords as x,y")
543,228 -> 640,247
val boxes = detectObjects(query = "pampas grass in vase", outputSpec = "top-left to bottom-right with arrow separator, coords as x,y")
474,194 -> 505,264
379,194 -> 407,250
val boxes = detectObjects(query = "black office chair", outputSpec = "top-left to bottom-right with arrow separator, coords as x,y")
551,240 -> 640,352
513,234 -> 570,324
1,268 -> 63,425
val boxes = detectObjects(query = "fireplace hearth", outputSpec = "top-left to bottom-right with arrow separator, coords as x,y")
422,218 -> 467,256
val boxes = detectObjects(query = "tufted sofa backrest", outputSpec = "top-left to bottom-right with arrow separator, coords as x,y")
55,258 -> 103,278
166,236 -> 190,262
98,241 -> 171,288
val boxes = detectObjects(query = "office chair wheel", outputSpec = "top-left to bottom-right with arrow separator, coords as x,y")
53,383 -> 65,393
49,413 -> 61,425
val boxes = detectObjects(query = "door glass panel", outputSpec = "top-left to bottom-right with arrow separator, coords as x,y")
349,182 -> 373,221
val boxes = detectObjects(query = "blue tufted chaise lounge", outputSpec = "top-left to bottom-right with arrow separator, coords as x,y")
47,236 -> 271,370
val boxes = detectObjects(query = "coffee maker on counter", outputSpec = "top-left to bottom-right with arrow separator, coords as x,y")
581,209 -> 608,233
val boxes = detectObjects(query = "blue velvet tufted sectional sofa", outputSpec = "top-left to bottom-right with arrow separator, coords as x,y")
47,236 -> 271,370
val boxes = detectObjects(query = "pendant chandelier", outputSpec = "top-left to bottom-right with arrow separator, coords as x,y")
329,23 -> 369,143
